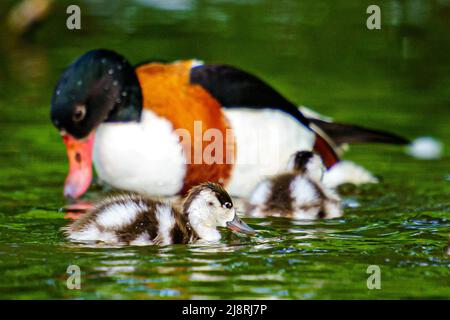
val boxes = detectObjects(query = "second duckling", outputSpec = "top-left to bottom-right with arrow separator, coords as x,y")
245,151 -> 343,220
63,182 -> 255,245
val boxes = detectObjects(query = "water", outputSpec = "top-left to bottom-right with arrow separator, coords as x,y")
0,0 -> 449,299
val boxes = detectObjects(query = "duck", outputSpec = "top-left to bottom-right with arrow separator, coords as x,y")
63,182 -> 255,245
50,49 -> 409,199
245,151 -> 342,219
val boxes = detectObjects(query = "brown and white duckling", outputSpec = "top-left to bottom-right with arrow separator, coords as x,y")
63,182 -> 255,245
245,151 -> 342,220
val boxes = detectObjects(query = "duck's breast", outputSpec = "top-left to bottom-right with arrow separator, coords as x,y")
93,109 -> 187,196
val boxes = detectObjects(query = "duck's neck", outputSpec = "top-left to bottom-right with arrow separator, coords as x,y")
104,77 -> 142,123
185,210 -> 221,242
193,223 -> 221,242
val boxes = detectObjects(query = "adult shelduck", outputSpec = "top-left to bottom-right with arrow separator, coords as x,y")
246,151 -> 342,219
63,182 -> 255,245
50,49 -> 408,199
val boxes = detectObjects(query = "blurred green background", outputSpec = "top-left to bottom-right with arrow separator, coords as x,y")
0,0 -> 448,299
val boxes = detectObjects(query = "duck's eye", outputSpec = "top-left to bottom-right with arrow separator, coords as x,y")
208,201 -> 214,207
73,105 -> 86,122
224,202 -> 232,209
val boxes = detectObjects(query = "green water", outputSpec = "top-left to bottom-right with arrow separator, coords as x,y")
0,0 -> 449,299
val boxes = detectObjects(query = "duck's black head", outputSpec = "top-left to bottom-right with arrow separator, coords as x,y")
51,49 -> 143,199
50,49 -> 142,139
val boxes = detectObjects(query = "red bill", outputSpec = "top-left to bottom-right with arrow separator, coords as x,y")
62,132 -> 95,199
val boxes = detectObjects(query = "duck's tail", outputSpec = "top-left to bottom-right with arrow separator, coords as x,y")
309,118 -> 409,146
307,118 -> 409,170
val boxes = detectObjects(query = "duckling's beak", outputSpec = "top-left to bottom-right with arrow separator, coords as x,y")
226,213 -> 256,235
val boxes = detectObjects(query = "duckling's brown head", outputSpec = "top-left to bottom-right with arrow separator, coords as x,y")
287,151 -> 325,181
183,182 -> 255,241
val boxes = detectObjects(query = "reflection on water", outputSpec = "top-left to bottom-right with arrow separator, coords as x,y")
0,0 -> 449,299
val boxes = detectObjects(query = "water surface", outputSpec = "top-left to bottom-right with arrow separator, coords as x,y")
0,0 -> 449,299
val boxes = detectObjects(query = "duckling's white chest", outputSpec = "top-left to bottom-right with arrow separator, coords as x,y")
93,109 -> 187,196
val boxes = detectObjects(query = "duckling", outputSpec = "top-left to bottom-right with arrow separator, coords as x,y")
245,151 -> 342,219
63,182 -> 255,245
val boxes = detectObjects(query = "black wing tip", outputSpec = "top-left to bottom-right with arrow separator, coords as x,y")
310,119 -> 410,146
348,126 -> 410,145
190,64 -> 312,127
379,133 -> 410,145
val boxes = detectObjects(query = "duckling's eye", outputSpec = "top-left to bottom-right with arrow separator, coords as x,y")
73,105 -> 86,122
224,202 -> 232,209
208,201 -> 214,207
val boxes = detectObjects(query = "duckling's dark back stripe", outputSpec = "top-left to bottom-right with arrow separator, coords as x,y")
265,173 -> 294,214
309,180 -> 327,219
116,202 -> 160,244
170,209 -> 196,244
